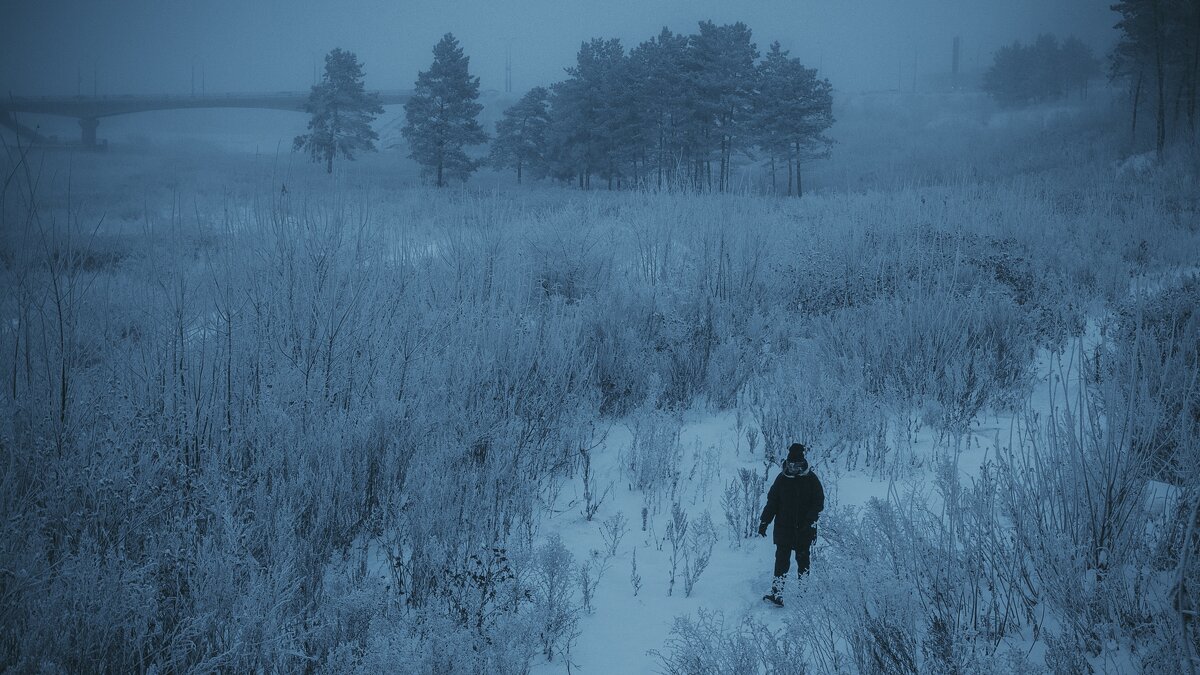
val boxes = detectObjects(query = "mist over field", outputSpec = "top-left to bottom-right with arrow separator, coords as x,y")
3,1 -> 1199,673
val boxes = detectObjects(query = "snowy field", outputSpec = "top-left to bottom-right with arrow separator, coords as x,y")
3,90 -> 1199,673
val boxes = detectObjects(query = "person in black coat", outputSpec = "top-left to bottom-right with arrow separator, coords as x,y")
758,442 -> 825,605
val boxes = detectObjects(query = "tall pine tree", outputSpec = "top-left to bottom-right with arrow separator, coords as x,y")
546,39 -> 627,189
753,42 -> 833,197
294,48 -> 383,174
629,28 -> 692,189
403,34 -> 488,187
489,87 -> 551,184
687,21 -> 759,192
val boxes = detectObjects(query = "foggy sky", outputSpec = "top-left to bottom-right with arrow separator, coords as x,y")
2,0 -> 1117,97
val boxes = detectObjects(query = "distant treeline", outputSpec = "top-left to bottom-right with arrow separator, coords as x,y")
982,35 -> 1101,107
488,23 -> 834,194
296,25 -> 834,193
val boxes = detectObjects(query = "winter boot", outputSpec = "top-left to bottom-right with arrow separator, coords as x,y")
763,576 -> 785,606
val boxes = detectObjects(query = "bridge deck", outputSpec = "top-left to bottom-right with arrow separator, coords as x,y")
0,91 -> 411,119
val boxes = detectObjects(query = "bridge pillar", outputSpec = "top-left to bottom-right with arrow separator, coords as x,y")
79,117 -> 99,147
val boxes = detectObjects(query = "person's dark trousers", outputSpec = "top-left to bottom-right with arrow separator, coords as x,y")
773,532 -> 814,578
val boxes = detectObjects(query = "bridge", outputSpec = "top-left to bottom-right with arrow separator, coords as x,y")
0,90 -> 412,147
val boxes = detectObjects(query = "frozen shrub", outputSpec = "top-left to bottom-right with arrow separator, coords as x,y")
665,503 -> 688,597
441,547 -> 526,633
722,468 -> 766,543
623,406 -> 683,512
653,610 -> 768,675
683,512 -> 717,598
529,535 -> 580,662
577,549 -> 609,614
1107,277 -> 1200,483
598,512 -> 629,558
579,442 -> 611,522
629,547 -> 643,597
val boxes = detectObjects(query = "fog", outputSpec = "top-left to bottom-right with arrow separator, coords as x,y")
4,0 -> 1116,95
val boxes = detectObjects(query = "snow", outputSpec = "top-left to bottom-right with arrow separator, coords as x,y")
7,86 -> 1198,674
515,297 -> 1185,673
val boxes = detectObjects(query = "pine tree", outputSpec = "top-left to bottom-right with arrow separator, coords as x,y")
629,28 -> 692,189
294,48 -> 383,174
545,39 -> 627,189
752,42 -> 834,197
1111,0 -> 1200,153
1059,37 -> 1101,99
403,33 -> 488,187
983,35 -> 1100,108
686,21 -> 759,192
489,87 -> 551,184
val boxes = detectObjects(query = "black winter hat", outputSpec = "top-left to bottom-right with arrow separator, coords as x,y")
786,443 -> 807,462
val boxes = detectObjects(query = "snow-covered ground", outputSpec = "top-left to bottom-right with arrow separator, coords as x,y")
518,331 -> 1085,673
5,91 -> 1198,673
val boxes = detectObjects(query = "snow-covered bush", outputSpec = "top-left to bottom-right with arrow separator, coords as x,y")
683,511 -> 718,598
998,335 -> 1196,667
1106,276 -> 1200,484
528,534 -> 580,662
577,548 -> 609,614
598,511 -> 629,558
623,405 -> 684,513
721,467 -> 766,543
654,610 -> 788,675
665,502 -> 688,597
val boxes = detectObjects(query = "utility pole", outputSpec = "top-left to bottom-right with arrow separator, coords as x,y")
93,66 -> 97,97
77,66 -> 82,96
191,63 -> 196,97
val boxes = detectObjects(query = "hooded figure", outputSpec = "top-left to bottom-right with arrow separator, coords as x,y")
758,442 -> 825,606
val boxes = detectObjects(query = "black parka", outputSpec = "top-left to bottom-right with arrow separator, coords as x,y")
760,471 -> 825,547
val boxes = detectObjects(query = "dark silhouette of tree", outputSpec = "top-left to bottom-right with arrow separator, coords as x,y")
983,34 -> 1100,108
753,42 -> 834,197
500,22 -> 836,194
686,21 -> 759,192
403,33 -> 488,187
294,48 -> 383,174
489,87 -> 551,184
628,28 -> 692,189
546,39 -> 627,190
1060,37 -> 1102,98
1111,0 -> 1200,154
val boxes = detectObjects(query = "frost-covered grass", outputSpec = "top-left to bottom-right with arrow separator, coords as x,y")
2,92 -> 1199,672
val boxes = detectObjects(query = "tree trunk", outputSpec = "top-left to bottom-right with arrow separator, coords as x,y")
1132,70 -> 1144,141
787,157 -> 793,196
1154,0 -> 1167,157
795,141 -> 804,198
326,152 -> 333,174
1190,10 -> 1199,140
657,129 -> 664,190
770,156 -> 776,194
517,159 -> 522,185
715,133 -> 724,192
